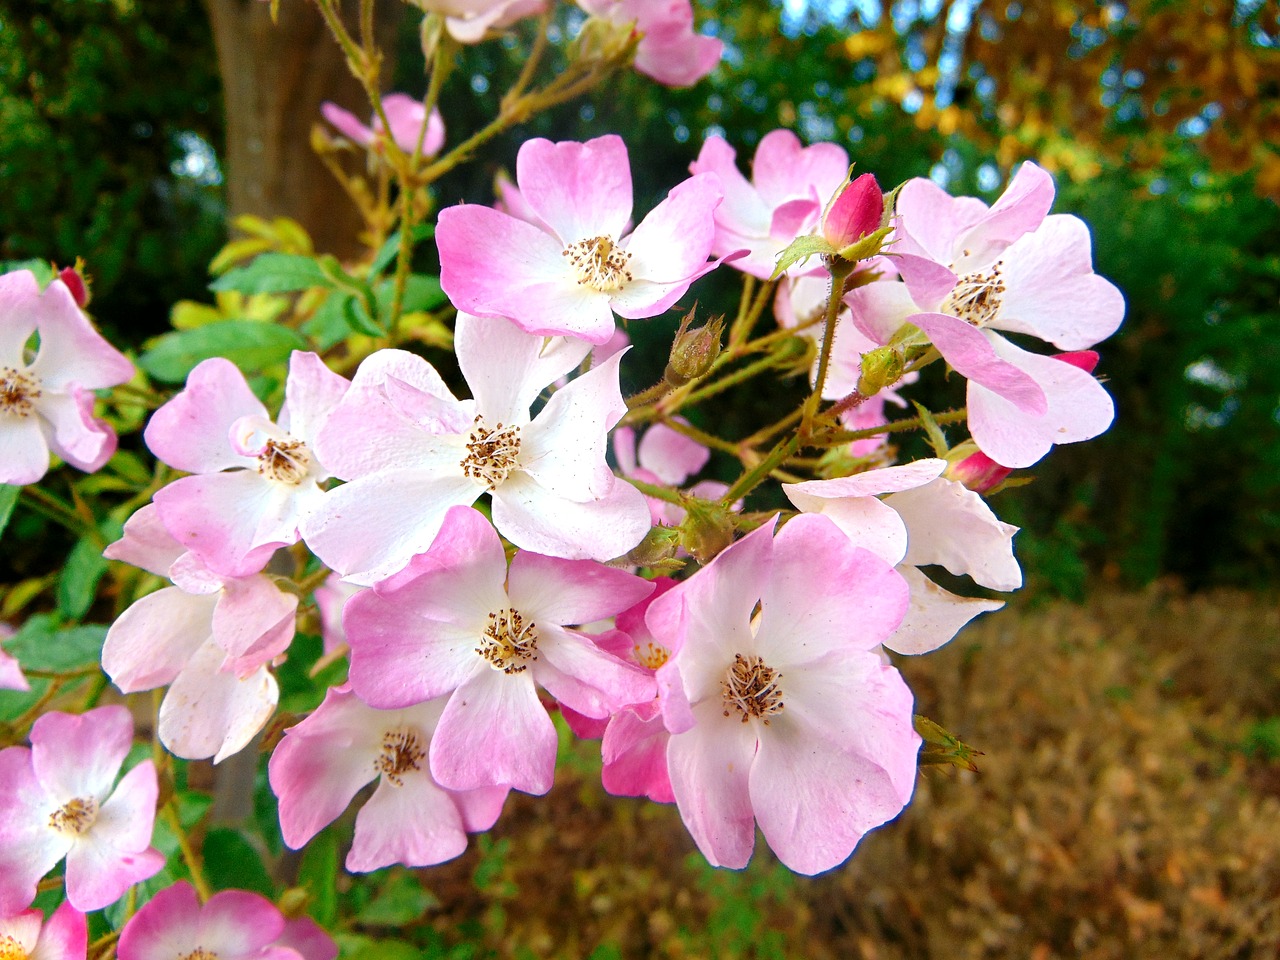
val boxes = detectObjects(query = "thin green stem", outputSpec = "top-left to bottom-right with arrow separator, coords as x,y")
624,476 -> 686,506
164,801 -> 213,901
722,433 -> 801,506
18,487 -> 89,536
830,407 -> 968,443
806,267 -> 849,425
660,417 -> 739,455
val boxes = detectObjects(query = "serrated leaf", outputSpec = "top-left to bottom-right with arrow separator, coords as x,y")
0,485 -> 19,543
139,321 -> 307,382
368,223 -> 435,279
770,234 -> 834,279
209,253 -> 329,294
6,615 -> 106,672
911,401 -> 950,457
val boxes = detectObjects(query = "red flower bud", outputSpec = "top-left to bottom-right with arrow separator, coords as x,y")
822,172 -> 883,249
1053,350 -> 1100,373
57,265 -> 88,308
945,450 -> 1011,494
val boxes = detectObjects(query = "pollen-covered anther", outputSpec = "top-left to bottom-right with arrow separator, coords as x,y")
477,608 -> 539,674
178,949 -> 219,960
943,261 -> 1006,327
562,236 -> 634,293
0,934 -> 28,960
257,438 -> 311,485
634,642 -> 670,670
461,417 -> 522,490
721,653 -> 784,724
375,728 -> 426,787
48,796 -> 99,836
0,366 -> 41,418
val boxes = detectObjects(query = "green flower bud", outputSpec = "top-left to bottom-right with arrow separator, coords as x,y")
665,310 -> 724,386
857,345 -> 904,397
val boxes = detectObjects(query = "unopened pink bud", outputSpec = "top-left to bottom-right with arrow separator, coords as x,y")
946,450 -> 1011,494
822,173 -> 883,249
1054,350 -> 1100,373
58,265 -> 88,308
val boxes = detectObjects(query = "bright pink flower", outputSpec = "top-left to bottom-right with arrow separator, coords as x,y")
0,707 -> 162,914
945,447 -> 1011,493
102,505 -> 297,762
303,314 -> 651,584
344,506 -> 656,795
0,269 -> 134,486
578,0 -> 723,87
269,685 -> 508,871
0,902 -> 87,960
145,352 -> 349,578
847,162 -> 1123,467
784,459 -> 1018,654
648,515 -> 918,874
321,93 -> 445,157
117,882 -> 309,960
272,918 -> 337,960
690,130 -> 849,279
437,135 -> 725,344
822,172 -> 883,249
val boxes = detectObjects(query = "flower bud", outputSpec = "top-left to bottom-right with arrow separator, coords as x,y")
58,264 -> 89,308
678,497 -> 736,564
822,172 -> 883,250
856,345 -> 904,397
945,445 -> 1011,494
665,310 -> 724,386
625,524 -> 680,567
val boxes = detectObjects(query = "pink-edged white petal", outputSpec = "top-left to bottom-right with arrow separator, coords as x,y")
911,313 -> 1047,415
886,565 -> 1004,655
102,504 -> 187,579
0,270 -> 41,364
618,172 -> 722,290
508,550 -> 653,627
0,748 -> 69,915
26,280 -> 134,391
36,390 -> 117,473
29,706 -> 132,802
102,588 -> 217,693
491,472 -> 651,562
636,421 -> 710,484
158,640 -> 278,763
515,135 -> 632,243
63,762 -> 163,911
845,278 -> 924,346
143,358 -> 265,474
212,575 -> 298,666
346,771 -> 469,872
277,350 -> 351,443
152,471 -> 289,578
533,626 -> 655,720
0,417 -> 51,486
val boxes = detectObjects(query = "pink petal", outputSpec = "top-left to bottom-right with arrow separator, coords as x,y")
0,648 -> 27,692
614,172 -> 723,309
273,917 -> 338,960
508,551 -> 653,627
601,708 -> 673,803
37,389 -> 117,473
153,471 -> 289,578
0,747 -> 67,915
751,129 -> 848,211
26,279 -> 133,391
212,575 -> 298,665
102,587 -> 216,693
886,565 -> 1004,655
102,504 -> 186,579
782,486 -> 910,566
892,253 -> 958,310
845,278 -> 923,345
158,640 -> 277,763
346,772 -> 468,871
0,270 -> 40,365
636,421 -> 710,484
430,671 -> 557,794
632,3 -> 722,87
31,900 -> 88,960
689,136 -> 770,246
534,627 -> 656,719
490,472 -> 651,562
64,761 -> 162,911
892,177 -> 989,266
198,888 -> 288,955
321,102 -> 374,145
515,135 -> 632,244
966,160 -> 1055,257
143,358 -> 266,474
30,706 -> 132,801
277,351 -> 351,443
910,313 -> 1048,415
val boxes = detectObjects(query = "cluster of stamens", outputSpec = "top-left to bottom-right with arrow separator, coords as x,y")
0,366 -> 41,418
721,653 -> 785,724
477,608 -> 539,674
375,728 -> 426,787
178,949 -> 219,960
48,796 -> 99,836
633,642 -> 670,670
942,261 -> 1006,327
461,417 -> 522,490
256,438 -> 311,485
562,236 -> 633,293
0,934 -> 28,960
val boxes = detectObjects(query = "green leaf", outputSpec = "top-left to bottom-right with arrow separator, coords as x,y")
139,321 -> 307,382
343,297 -> 387,338
335,936 -> 423,960
303,292 -> 358,350
910,400 -> 950,458
6,614 -> 106,672
0,485 -> 19,543
202,827 -> 274,897
209,253 -> 329,294
361,871 -> 439,927
56,517 -> 123,621
297,828 -> 340,926
0,259 -> 56,287
770,234 -> 834,279
376,274 -> 446,315
368,223 -> 435,279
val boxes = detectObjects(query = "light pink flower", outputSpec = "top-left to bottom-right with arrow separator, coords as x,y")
0,269 -> 134,486
578,0 -> 722,86
117,882 -> 311,960
690,130 -> 849,279
321,93 -> 445,157
612,422 -> 727,526
784,459 -> 1018,654
437,135 -> 725,344
102,505 -> 297,762
0,902 -> 87,960
145,351 -> 349,578
344,506 -> 656,795
303,314 -> 651,584
848,162 -> 1123,467
0,707 -> 162,914
648,515 -> 918,874
273,918 -> 338,960
269,685 -> 508,871
417,0 -> 545,43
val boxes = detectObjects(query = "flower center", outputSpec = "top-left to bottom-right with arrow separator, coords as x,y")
477,607 -> 538,674
256,438 -> 311,485
48,796 -> 99,836
563,236 -> 633,293
375,728 -> 426,787
461,416 -> 522,491
942,262 -> 1005,327
721,654 -> 784,724
633,642 -> 670,671
178,950 -> 219,960
0,366 -> 41,418
0,934 -> 28,960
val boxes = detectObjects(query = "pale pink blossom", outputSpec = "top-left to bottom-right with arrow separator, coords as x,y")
321,93 -> 445,157
273,918 -> 338,960
269,685 -> 508,871
578,0 -> 722,87
784,459 -> 1018,654
102,505 -> 297,762
690,130 -> 849,279
117,882 -> 315,960
0,269 -> 134,486
303,314 -> 651,584
437,135 -> 725,344
145,352 -> 349,578
648,515 -> 918,874
418,0 -> 546,43
612,422 -> 727,526
344,506 -> 656,795
848,162 -> 1123,467
0,902 -> 87,960
0,707 -> 162,913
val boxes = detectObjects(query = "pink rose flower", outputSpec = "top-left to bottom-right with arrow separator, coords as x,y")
0,902 -> 87,960
578,0 -> 722,87
321,93 -> 445,157
0,269 -> 134,485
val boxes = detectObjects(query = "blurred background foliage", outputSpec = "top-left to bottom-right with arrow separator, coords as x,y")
1,0 -> 1277,596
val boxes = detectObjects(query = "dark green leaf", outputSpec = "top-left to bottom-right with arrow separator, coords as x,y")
368,223 -> 435,279
376,275 -> 446,315
0,485 -> 19,542
361,871 -> 439,926
209,253 -> 329,294
56,517 -> 122,620
139,321 -> 307,382
343,297 -> 387,338
297,828 -> 340,926
6,614 -> 106,671
202,827 -> 274,897
303,293 -> 357,350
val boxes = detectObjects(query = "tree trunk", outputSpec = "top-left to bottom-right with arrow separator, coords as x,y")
204,0 -> 401,260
